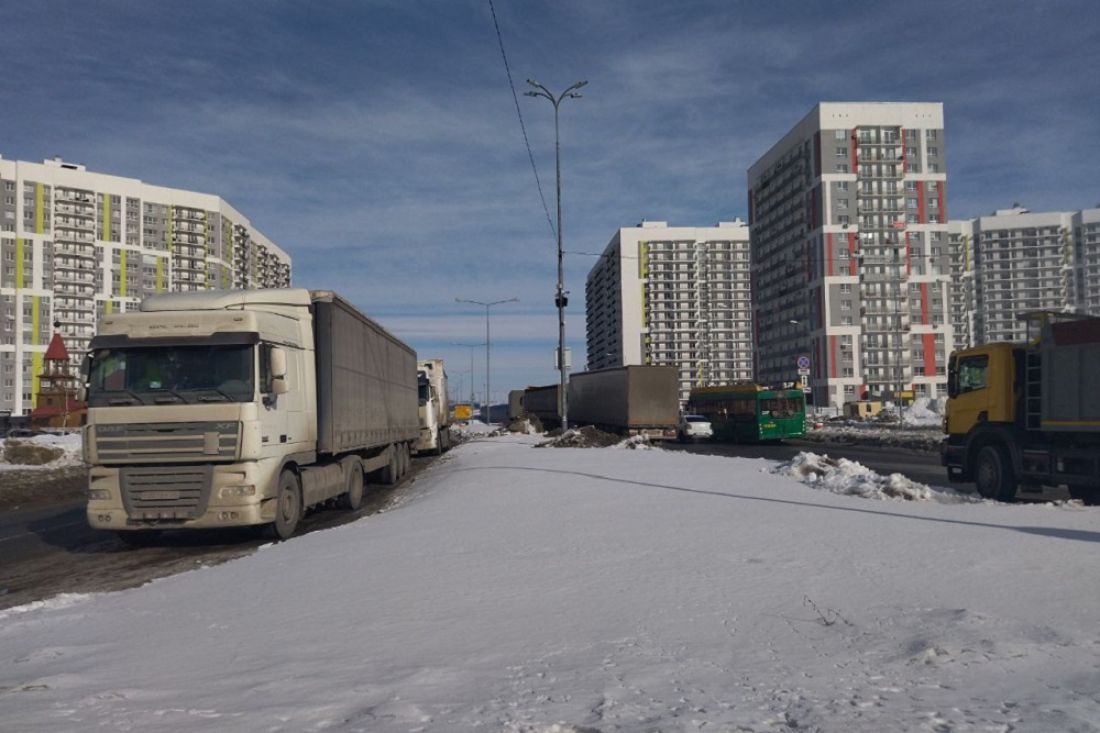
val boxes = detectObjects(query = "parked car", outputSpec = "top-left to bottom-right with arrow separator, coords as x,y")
677,414 -> 713,442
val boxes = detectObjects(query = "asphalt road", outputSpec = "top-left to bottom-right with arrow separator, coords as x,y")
0,455 -> 437,611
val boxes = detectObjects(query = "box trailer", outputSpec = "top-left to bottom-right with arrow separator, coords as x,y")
522,384 -> 561,429
568,366 -> 679,439
85,288 -> 419,542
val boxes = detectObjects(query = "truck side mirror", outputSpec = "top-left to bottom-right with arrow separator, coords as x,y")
269,347 -> 289,395
270,347 -> 287,379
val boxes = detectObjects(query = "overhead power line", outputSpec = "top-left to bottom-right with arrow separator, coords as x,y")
488,0 -> 556,241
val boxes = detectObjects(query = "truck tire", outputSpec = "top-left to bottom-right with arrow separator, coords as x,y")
271,470 -> 303,540
974,445 -> 1017,502
338,463 -> 364,511
378,448 -> 399,486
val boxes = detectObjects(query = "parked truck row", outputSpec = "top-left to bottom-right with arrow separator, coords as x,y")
83,289 -> 452,543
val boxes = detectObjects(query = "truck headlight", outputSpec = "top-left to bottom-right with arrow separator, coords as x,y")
89,489 -> 111,501
219,485 -> 257,499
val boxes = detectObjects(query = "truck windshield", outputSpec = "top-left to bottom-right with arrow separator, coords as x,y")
418,376 -> 430,405
87,345 -> 255,406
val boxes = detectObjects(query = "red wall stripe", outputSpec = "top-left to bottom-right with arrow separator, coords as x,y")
848,233 -> 858,275
938,183 -> 946,221
920,283 -> 929,325
917,184 -> 926,224
923,333 -> 937,377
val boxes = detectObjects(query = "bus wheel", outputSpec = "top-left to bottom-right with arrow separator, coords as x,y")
974,445 -> 1016,502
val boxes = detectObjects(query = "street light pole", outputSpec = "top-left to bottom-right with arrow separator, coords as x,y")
455,298 -> 518,425
450,342 -> 483,406
526,78 -> 586,431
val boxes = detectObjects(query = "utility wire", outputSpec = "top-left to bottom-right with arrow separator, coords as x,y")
488,0 -> 556,240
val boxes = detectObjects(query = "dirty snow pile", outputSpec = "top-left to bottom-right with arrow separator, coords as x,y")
535,425 -> 620,448
614,434 -> 653,450
801,422 -> 944,452
773,451 -> 981,503
902,396 -> 945,427
2,437 -> 1099,732
0,432 -> 83,472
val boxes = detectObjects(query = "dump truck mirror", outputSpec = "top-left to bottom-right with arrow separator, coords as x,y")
271,376 -> 289,395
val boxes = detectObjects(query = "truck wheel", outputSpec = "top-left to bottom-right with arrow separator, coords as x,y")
379,448 -> 399,486
116,530 -> 162,548
271,470 -> 303,539
338,463 -> 364,511
974,445 -> 1017,502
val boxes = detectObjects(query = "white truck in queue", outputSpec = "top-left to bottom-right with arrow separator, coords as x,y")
83,289 -> 419,543
414,358 -> 452,455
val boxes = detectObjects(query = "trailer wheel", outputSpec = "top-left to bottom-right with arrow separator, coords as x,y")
338,463 -> 364,511
271,470 -> 303,539
974,445 -> 1017,502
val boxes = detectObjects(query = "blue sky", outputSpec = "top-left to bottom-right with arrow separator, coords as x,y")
2,0 -> 1097,403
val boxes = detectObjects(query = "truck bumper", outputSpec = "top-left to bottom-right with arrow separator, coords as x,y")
87,460 -> 280,531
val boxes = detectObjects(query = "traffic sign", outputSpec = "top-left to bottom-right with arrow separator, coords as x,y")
797,368 -> 810,376
796,355 -> 811,370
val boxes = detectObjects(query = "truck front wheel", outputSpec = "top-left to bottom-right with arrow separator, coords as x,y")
271,470 -> 303,540
974,445 -> 1017,502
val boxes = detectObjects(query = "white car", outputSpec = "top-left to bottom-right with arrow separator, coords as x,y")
678,414 -> 713,442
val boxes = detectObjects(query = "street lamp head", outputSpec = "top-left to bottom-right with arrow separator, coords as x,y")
789,319 -> 801,325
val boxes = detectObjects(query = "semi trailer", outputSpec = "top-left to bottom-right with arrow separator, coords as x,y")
942,312 -> 1100,502
567,366 -> 680,439
84,289 -> 419,542
414,358 -> 452,455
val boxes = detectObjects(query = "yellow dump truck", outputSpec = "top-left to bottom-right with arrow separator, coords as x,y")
942,313 -> 1100,502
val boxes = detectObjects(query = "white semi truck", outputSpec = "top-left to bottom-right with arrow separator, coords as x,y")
83,289 -> 419,543
414,358 -> 452,455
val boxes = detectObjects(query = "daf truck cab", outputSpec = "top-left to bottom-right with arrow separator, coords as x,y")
84,289 -> 419,543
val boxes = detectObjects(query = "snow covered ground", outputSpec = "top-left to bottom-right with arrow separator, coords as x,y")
1,434 -> 1098,732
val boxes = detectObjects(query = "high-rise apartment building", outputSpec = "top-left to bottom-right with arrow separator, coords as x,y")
0,155 -> 291,415
585,220 -> 753,403
748,103 -> 953,407
947,205 -> 1100,347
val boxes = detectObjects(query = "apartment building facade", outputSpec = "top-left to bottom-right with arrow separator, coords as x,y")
0,155 -> 291,415
947,205 -> 1100,348
585,220 -> 753,403
748,102 -> 953,407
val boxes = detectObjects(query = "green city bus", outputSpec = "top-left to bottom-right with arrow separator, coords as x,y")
686,384 -> 806,443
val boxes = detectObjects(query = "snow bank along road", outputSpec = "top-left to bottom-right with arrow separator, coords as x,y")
1,435 -> 1098,732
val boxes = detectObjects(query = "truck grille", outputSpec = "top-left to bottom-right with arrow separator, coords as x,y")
120,465 -> 213,520
95,422 -> 240,464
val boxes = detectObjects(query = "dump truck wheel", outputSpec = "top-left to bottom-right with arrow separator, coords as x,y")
338,463 -> 364,511
271,470 -> 303,539
974,445 -> 1016,502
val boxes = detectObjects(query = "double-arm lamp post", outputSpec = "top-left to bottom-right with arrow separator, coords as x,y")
525,78 -> 586,431
455,297 -> 518,425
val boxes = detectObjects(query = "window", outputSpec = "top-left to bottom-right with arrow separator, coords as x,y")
838,215 -> 850,225
837,164 -> 849,173
927,147 -> 939,157
907,162 -> 920,173
834,130 -> 846,140
926,130 -> 938,140
836,147 -> 848,158
955,354 -> 988,394
837,198 -> 848,208
906,181 -> 917,192
906,147 -> 918,157
907,197 -> 918,209
928,163 -> 939,173
837,181 -> 849,191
